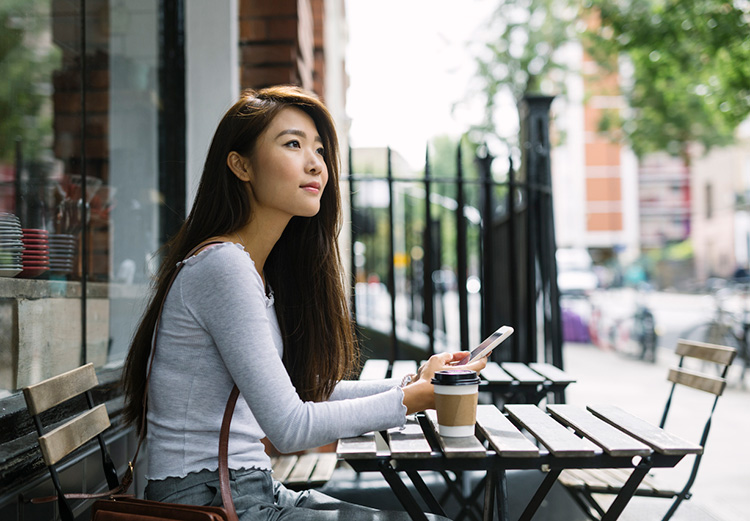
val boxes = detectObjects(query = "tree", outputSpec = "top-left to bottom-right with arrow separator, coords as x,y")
586,0 -> 750,162
0,0 -> 60,163
469,0 -> 581,145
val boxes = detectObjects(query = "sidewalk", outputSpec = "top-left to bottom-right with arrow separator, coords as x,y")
562,341 -> 749,521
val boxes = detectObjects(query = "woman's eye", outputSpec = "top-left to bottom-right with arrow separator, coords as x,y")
284,140 -> 301,148
317,147 -> 326,157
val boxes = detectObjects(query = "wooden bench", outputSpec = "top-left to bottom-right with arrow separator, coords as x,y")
271,452 -> 339,491
558,339 -> 736,521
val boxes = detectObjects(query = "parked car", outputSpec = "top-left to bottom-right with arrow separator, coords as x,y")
556,248 -> 598,296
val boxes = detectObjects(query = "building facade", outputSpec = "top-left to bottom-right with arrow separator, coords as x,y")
0,1 -> 347,518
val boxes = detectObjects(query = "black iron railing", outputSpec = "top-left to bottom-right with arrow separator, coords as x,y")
347,96 -> 563,368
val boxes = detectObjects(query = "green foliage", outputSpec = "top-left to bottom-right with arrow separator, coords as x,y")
585,0 -> 750,159
471,0 -> 581,141
0,0 -> 60,162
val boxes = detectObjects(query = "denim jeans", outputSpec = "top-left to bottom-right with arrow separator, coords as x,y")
145,468 -> 451,521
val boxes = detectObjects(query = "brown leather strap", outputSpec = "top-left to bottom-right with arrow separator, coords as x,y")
219,385 -> 241,521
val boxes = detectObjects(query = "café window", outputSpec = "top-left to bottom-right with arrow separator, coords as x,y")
0,1 -> 180,397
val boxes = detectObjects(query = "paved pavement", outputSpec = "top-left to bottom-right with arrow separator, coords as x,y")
323,341 -> 748,520
562,341 -> 749,521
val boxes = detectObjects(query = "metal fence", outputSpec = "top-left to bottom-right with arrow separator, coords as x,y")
347,96 -> 563,368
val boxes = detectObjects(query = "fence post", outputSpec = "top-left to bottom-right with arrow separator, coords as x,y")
424,146 -> 435,355
348,145 -> 357,320
456,142 -> 469,351
477,145 -> 494,341
519,95 -> 563,367
386,147 -> 398,362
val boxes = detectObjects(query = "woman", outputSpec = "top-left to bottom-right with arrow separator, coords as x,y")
122,85 -> 486,520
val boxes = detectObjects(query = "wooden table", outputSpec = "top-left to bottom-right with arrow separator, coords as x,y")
360,359 -> 576,405
337,403 -> 702,521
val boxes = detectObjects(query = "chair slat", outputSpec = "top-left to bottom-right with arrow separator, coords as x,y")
359,359 -> 390,380
271,455 -> 298,482
38,404 -> 110,465
387,416 -> 432,458
391,360 -> 419,382
528,363 -> 577,384
23,363 -> 98,415
668,367 -> 726,396
337,432 -> 379,459
505,405 -> 598,457
500,363 -> 546,384
547,405 -> 652,457
480,362 -> 513,384
475,404 -> 539,457
308,453 -> 338,484
587,404 -> 703,456
424,410 -> 487,458
675,340 -> 737,365
285,453 -> 319,485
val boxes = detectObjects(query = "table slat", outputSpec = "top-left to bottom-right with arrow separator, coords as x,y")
587,405 -> 703,456
359,359 -> 390,380
475,405 -> 539,457
480,362 -> 514,384
391,360 -> 419,382
547,405 -> 652,457
424,410 -> 487,458
501,363 -> 546,384
387,416 -> 433,458
528,363 -> 577,384
337,432 -> 379,459
505,404 -> 598,457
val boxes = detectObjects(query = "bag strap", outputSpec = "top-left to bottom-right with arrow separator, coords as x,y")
34,240 -> 241,521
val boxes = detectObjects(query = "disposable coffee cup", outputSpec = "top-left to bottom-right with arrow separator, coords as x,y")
431,370 -> 481,437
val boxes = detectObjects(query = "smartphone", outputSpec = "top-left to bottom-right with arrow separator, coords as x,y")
454,326 -> 514,366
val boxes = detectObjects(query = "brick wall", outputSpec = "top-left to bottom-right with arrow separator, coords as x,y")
238,0 -> 323,95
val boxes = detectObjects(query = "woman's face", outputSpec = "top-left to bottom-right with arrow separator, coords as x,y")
245,106 -> 328,223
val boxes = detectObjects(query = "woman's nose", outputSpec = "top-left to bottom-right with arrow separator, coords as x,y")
307,151 -> 324,174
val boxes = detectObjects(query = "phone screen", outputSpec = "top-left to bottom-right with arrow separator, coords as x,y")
455,326 -> 513,366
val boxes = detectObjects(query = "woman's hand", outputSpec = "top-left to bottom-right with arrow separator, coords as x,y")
401,352 -> 487,414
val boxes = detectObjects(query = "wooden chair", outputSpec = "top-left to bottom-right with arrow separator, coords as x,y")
558,339 -> 736,521
271,453 -> 339,491
23,363 -> 120,521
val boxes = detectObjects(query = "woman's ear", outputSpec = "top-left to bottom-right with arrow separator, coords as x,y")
227,151 -> 252,182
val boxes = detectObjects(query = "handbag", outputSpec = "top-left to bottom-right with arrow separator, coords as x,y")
90,241 -> 240,521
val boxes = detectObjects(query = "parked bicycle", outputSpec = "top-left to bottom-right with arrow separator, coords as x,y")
607,300 -> 658,363
679,278 -> 750,386
590,286 -> 658,363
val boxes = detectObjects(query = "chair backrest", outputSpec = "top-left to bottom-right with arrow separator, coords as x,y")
23,363 -> 119,521
665,340 -> 736,399
658,339 -> 736,512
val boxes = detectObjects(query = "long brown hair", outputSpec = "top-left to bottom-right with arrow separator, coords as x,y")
122,85 -> 358,433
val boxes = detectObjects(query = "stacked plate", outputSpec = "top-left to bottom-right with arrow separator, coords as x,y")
19,228 -> 50,278
49,234 -> 77,275
0,212 -> 24,278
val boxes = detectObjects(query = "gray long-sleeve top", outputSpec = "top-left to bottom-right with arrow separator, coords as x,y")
146,242 -> 407,480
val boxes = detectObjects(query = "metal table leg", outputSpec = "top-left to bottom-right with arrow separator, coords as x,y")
518,469 -> 562,521
379,461 -> 429,521
601,462 -> 651,521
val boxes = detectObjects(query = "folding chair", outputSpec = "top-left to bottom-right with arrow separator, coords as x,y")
23,363 -> 120,521
558,339 -> 736,521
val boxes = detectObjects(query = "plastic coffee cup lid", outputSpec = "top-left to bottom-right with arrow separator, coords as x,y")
431,370 -> 481,386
